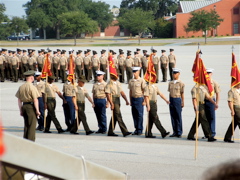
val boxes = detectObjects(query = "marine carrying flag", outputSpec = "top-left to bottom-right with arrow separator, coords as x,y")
41,54 -> 52,78
231,52 -> 240,87
192,51 -> 214,96
108,53 -> 118,78
144,53 -> 157,83
67,54 -> 74,84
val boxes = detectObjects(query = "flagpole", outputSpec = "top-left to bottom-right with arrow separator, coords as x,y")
194,49 -> 200,160
43,54 -> 48,129
231,46 -> 235,141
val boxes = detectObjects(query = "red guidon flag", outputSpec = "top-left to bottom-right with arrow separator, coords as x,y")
0,121 -> 5,156
192,51 -> 214,96
108,53 -> 118,78
144,53 -> 157,83
41,54 -> 52,78
231,52 -> 240,87
67,54 -> 74,84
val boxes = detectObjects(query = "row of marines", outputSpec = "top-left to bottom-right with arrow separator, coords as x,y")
0,48 -> 176,83
16,66 -> 239,143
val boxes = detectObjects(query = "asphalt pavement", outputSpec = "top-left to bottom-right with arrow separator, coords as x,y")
0,44 -> 240,179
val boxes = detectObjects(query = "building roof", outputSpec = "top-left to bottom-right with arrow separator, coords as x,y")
179,0 -> 221,13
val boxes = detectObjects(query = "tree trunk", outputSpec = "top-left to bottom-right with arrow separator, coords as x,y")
204,30 -> 207,44
56,25 -> 60,40
74,34 -> 77,46
17,33 -> 19,46
138,32 -> 142,45
43,29 -> 46,40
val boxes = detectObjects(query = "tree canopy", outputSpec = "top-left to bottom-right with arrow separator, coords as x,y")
23,0 -> 113,39
59,11 -> 98,46
118,8 -> 155,44
187,9 -> 223,43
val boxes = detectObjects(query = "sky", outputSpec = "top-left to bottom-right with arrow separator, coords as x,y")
1,0 -> 122,18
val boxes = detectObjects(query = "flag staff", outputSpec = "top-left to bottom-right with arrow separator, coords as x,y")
231,45 -> 234,141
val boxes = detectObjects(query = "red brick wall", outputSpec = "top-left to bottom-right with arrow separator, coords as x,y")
175,0 -> 240,38
105,20 -> 120,36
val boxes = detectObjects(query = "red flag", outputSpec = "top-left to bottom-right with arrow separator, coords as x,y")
41,54 -> 52,78
231,52 -> 240,87
0,121 -> 5,156
108,54 -> 118,78
144,53 -> 157,83
67,54 -> 74,84
192,51 -> 214,96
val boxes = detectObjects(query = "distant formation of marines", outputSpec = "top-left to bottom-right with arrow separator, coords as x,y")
8,47 -> 239,143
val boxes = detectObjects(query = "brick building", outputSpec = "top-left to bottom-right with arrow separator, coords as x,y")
174,0 -> 240,38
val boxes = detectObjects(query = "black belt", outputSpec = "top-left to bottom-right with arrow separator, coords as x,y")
23,102 -> 33,105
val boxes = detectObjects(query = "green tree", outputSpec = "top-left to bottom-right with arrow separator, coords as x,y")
26,9 -> 51,39
84,1 -> 113,30
120,0 -> 178,19
85,20 -> 99,38
154,18 -> 173,38
118,8 -> 155,45
187,9 -> 223,44
0,3 -> 11,40
59,11 -> 98,46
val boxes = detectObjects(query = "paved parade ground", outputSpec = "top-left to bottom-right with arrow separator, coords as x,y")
1,44 -> 240,179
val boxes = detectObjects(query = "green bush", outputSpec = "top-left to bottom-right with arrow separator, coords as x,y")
154,18 -> 173,38
191,35 -> 195,38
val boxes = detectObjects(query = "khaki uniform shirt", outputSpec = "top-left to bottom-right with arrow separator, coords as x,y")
204,79 -> 221,98
168,54 -> 176,64
128,78 -> 148,97
147,84 -> 161,101
168,80 -> 185,98
228,88 -> 240,106
17,54 -> 22,63
152,56 -> 159,65
141,56 -> 148,67
118,56 -> 125,66
133,57 -> 141,67
4,55 -> 9,63
28,57 -> 36,65
59,56 -> 67,66
34,80 -> 45,97
0,55 -> 5,64
52,56 -> 60,64
45,83 -> 60,98
105,80 -> 122,96
125,58 -> 134,67
21,55 -> 28,64
92,56 -> 100,67
7,56 -> 13,64
37,55 -> 44,64
191,85 -> 210,103
83,56 -> 91,65
75,56 -> 83,66
63,83 -> 76,96
10,56 -> 18,65
160,55 -> 169,64
92,81 -> 107,99
15,82 -> 40,102
99,56 -> 108,65
76,86 -> 89,102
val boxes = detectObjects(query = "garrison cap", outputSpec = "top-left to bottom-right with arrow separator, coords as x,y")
78,50 -> 82,53
2,48 -> 7,51
93,50 -> 97,55
57,49 -> 61,52
143,50 -> 147,53
84,51 -> 87,54
17,48 -> 21,52
78,75 -> 87,83
38,50 -> 41,53
136,48 -> 141,51
48,50 -> 52,52
132,67 -> 141,72
96,70 -> 105,75
41,49 -> 45,52
172,68 -> 181,73
127,53 -> 131,56
127,50 -> 131,53
161,50 -> 166,53
109,50 -> 114,53
12,51 -> 16,54
23,70 -> 35,77
100,51 -> 104,54
152,49 -> 157,53
8,50 -> 12,53
120,51 -> 124,54
48,75 -> 56,79
53,51 -> 57,54
69,51 -> 72,54
170,49 -> 174,52
23,50 -> 27,52
119,49 -> 123,52
113,51 -> 116,55
134,51 -> 138,55
87,49 -> 91,52
206,68 -> 214,73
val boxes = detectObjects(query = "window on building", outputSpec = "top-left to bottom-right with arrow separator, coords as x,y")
233,8 -> 239,14
233,23 -> 239,34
